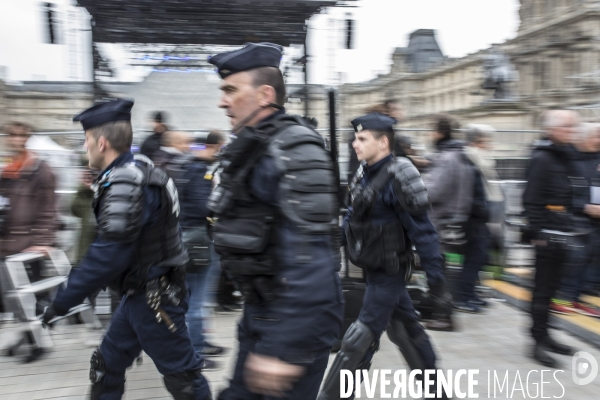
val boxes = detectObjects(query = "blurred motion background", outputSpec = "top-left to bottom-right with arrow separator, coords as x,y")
0,0 -> 599,263
1,5 -> 600,395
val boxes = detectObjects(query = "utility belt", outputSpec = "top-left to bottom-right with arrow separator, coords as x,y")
537,229 -> 592,250
127,267 -> 187,333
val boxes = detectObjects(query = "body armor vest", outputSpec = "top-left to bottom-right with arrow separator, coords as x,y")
94,157 -> 186,294
345,161 -> 410,275
208,114 -> 339,280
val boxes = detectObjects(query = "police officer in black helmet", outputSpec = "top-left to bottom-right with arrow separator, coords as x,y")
42,99 -> 212,400
207,43 -> 343,399
318,113 -> 447,400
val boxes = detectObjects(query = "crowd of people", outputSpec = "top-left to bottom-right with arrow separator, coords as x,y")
0,41 -> 600,399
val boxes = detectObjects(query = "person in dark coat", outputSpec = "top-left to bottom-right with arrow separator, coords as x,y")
159,130 -> 225,367
523,110 -> 581,368
140,111 -> 169,162
0,122 -> 57,258
0,122 -> 57,318
552,122 -> 600,318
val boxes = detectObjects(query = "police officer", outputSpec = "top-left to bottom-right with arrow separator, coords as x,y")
42,99 -> 212,400
207,42 -> 343,399
318,113 -> 447,400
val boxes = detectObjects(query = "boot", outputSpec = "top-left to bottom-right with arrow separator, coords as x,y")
424,318 -> 454,332
426,283 -> 455,331
541,336 -> 574,356
532,343 -> 559,368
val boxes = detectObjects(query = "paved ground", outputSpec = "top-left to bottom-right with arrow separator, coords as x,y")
1,300 -> 599,400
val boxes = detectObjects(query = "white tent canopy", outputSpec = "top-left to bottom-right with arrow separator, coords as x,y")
26,135 -> 73,153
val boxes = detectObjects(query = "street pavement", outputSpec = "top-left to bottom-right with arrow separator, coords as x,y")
1,299 -> 599,399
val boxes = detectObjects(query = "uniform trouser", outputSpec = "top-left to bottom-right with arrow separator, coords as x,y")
558,232 -> 595,302
359,267 -> 437,369
328,268 -> 439,400
217,321 -> 330,400
531,243 -> 568,343
459,219 -> 489,302
585,233 -> 600,292
97,291 -> 211,400
203,245 -> 222,308
186,266 -> 211,352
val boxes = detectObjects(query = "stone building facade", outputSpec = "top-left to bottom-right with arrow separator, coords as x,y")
0,82 -> 93,132
338,0 -> 600,151
2,0 -> 600,152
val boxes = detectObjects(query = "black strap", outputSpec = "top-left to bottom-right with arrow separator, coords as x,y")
367,159 -> 394,194
344,159 -> 393,279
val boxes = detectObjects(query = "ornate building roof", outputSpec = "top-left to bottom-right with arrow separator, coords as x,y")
403,29 -> 445,73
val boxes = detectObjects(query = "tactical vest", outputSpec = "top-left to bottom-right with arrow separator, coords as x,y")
208,114 -> 339,279
345,160 -> 410,275
93,156 -> 186,293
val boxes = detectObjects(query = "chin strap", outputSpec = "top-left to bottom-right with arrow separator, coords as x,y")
230,103 -> 282,135
267,103 -> 284,110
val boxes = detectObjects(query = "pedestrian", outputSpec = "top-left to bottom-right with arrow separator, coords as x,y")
42,99 -> 212,400
415,115 -> 467,329
318,112 -> 447,399
452,124 -> 501,312
523,109 -> 580,367
207,42 -> 343,399
551,122 -> 600,318
0,121 -> 58,361
70,157 -> 98,264
140,111 -> 169,162
160,130 -> 226,366
0,122 -> 58,258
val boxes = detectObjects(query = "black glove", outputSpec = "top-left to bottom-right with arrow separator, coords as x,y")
41,305 -> 58,329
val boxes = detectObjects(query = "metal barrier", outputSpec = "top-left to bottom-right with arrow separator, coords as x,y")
0,250 -> 100,358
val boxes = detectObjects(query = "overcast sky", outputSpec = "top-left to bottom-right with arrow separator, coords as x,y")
0,0 -> 521,84
309,0 -> 521,83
